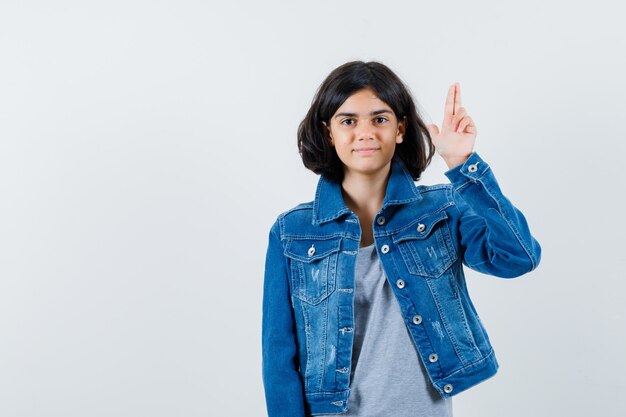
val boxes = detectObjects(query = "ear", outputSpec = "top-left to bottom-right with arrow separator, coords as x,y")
322,121 -> 334,146
396,116 -> 407,144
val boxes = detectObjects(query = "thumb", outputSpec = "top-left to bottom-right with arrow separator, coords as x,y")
426,124 -> 439,139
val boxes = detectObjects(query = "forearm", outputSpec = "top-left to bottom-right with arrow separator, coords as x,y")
262,221 -> 307,417
444,152 -> 542,277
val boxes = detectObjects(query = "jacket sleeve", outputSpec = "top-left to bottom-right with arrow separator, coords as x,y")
261,219 -> 306,417
444,151 -> 542,278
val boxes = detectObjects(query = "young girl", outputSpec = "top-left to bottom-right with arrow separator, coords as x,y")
261,61 -> 541,417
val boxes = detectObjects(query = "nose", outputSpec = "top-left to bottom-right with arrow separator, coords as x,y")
355,122 -> 375,140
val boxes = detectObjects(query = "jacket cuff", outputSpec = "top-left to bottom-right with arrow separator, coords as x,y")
443,151 -> 489,187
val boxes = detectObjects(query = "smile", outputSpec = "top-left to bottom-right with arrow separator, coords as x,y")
353,148 -> 380,154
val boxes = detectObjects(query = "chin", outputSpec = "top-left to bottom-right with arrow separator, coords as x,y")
345,159 -> 392,175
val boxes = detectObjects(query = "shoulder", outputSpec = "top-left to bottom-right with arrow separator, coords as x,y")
277,201 -> 314,219
415,182 -> 456,207
416,182 -> 453,194
276,201 -> 313,222
268,201 -> 315,237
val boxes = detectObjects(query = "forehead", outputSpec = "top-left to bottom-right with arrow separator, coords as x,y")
335,88 -> 392,112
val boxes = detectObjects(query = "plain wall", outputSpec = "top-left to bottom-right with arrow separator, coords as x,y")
1,0 -> 625,416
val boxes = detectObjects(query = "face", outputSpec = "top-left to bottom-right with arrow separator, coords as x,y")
323,88 -> 406,179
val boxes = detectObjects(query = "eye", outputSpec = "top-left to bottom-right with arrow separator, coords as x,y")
340,119 -> 355,126
374,117 -> 388,124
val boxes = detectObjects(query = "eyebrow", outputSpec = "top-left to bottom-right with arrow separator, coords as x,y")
334,109 -> 393,119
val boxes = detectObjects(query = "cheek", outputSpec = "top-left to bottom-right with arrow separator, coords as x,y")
333,145 -> 352,159
339,139 -> 355,150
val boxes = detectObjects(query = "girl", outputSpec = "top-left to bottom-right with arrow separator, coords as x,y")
262,61 -> 541,417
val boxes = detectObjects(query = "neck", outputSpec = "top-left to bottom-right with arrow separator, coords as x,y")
340,162 -> 391,218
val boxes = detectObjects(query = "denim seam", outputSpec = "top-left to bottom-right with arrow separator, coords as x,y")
317,298 -> 328,391
450,270 -> 481,359
399,240 -> 425,276
304,389 -> 350,396
312,180 -> 323,222
434,223 -> 453,277
453,180 -> 472,193
278,215 -> 285,240
419,183 -> 452,192
477,169 -> 537,270
300,298 -> 312,391
318,253 -> 338,391
283,232 -> 346,240
450,202 -> 489,270
381,196 -> 422,207
334,324 -> 346,388
467,259 -> 489,268
278,203 -> 314,221
425,276 -> 471,367
441,347 -> 496,379
315,211 -> 352,225
450,198 -> 468,263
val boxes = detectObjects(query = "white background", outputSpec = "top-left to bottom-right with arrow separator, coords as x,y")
1,1 -> 625,416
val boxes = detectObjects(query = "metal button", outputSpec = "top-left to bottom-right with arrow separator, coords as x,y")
468,162 -> 479,172
396,279 -> 405,289
417,223 -> 426,233
412,315 -> 422,325
381,244 -> 390,254
443,384 -> 453,393
307,245 -> 315,256
377,216 -> 385,225
429,353 -> 439,363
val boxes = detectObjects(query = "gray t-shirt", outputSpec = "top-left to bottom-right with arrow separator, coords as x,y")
325,242 -> 453,417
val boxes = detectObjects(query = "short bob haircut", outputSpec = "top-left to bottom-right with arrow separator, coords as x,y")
297,61 -> 435,184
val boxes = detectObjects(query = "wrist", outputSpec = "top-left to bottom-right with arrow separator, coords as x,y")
443,155 -> 470,170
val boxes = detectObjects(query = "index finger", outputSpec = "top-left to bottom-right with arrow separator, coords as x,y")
453,82 -> 462,114
444,82 -> 461,119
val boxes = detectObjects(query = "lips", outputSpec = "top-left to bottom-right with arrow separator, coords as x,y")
353,148 -> 380,152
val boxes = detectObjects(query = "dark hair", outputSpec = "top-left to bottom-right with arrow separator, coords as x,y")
297,61 -> 435,183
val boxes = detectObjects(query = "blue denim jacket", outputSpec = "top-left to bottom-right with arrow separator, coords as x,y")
262,151 -> 541,417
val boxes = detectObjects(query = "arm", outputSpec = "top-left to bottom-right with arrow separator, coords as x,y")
261,219 -> 306,417
444,152 -> 542,278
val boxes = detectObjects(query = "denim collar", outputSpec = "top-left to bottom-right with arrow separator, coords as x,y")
312,154 -> 423,225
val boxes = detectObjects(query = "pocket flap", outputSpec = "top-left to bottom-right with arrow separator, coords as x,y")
392,210 -> 449,243
284,237 -> 342,262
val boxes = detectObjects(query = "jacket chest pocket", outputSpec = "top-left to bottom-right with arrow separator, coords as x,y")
284,237 -> 341,305
392,210 -> 458,278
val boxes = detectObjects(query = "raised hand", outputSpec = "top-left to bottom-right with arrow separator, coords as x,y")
426,82 -> 477,170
